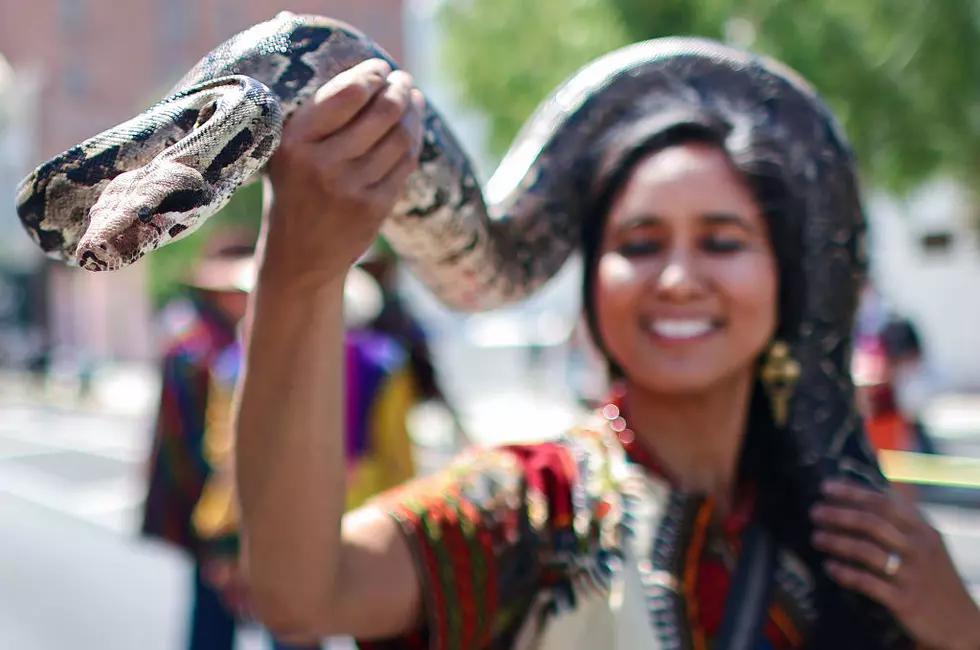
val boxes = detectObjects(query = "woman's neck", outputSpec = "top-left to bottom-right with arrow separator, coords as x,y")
621,373 -> 755,514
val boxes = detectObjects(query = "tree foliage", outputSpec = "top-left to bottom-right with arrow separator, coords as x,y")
438,0 -> 980,198
438,0 -> 630,157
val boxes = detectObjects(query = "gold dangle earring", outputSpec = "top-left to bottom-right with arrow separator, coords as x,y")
759,341 -> 801,428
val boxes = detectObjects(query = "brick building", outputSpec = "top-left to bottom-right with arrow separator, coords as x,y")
0,0 -> 405,365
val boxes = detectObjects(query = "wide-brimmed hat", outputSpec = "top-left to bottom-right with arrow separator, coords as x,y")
220,257 -> 384,329
186,228 -> 258,294
341,265 -> 385,328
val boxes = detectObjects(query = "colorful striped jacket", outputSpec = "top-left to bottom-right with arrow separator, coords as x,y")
140,291 -> 239,557
190,328 -> 420,554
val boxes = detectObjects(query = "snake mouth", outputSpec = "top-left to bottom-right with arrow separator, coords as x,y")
79,250 -> 109,272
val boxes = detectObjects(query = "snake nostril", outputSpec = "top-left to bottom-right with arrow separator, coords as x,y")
79,250 -> 108,271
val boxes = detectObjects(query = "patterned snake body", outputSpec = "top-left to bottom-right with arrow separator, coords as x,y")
15,11 -> 561,310
13,12 -> 792,312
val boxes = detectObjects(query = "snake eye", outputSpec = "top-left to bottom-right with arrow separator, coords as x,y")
137,206 -> 154,223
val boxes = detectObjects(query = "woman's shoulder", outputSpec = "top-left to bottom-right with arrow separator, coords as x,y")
371,412 -> 634,534
467,411 -> 633,490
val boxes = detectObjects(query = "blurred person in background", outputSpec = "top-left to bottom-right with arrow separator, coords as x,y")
355,238 -> 466,449
189,256 -> 421,649
853,337 -> 914,455
880,316 -> 941,455
139,227 -> 258,650
851,336 -> 919,501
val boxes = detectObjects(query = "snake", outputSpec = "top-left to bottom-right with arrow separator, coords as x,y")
13,12 -> 912,646
15,10 -> 568,312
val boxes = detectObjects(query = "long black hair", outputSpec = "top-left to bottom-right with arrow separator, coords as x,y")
576,105 -> 870,647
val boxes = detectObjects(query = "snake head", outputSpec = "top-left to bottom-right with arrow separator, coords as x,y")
75,161 -> 216,271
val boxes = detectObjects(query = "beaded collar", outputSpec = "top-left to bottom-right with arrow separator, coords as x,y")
598,386 -> 756,537
599,385 -> 679,485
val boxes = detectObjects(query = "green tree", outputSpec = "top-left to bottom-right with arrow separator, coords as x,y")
438,0 -> 630,158
612,0 -> 980,196
439,0 -> 980,199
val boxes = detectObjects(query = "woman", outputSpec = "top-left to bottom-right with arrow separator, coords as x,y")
233,44 -> 980,650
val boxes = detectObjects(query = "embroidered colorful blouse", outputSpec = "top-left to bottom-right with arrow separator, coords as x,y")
356,408 -> 816,650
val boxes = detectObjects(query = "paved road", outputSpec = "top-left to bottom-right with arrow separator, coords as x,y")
0,404 -> 352,650
0,490 -> 190,650
0,405 -> 199,650
0,338 -> 577,650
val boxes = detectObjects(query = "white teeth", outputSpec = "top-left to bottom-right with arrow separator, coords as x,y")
648,319 -> 714,339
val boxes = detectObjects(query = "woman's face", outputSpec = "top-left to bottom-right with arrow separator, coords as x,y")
595,142 -> 779,395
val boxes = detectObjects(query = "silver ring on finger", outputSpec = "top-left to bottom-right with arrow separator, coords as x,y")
883,551 -> 902,577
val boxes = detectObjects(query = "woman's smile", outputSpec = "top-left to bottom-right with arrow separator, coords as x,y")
641,316 -> 723,343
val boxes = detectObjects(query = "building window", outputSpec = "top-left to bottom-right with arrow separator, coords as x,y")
155,0 -> 191,84
214,0 -> 243,38
920,231 -> 954,255
59,0 -> 85,34
162,0 -> 190,44
63,62 -> 89,98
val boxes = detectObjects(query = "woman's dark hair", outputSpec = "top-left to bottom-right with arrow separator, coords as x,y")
577,106 -> 868,646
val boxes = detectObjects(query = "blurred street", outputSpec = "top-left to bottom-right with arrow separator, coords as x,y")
2,337 -> 980,649
0,403 -> 194,650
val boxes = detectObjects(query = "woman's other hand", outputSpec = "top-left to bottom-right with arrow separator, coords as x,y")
811,478 -> 980,650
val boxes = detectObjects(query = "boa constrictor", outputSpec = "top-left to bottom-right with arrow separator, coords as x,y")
15,10 -> 592,311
